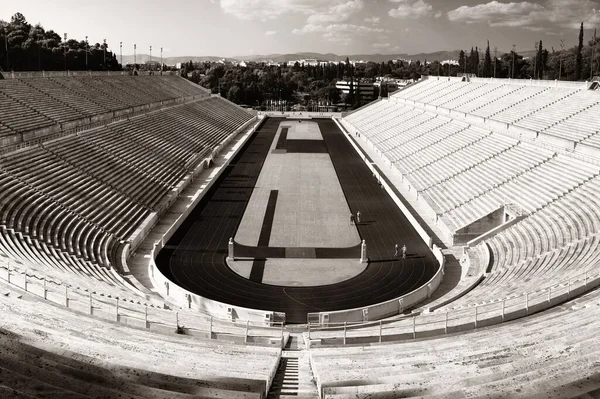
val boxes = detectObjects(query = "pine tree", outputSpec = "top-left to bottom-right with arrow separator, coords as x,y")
458,50 -> 466,74
483,41 -> 492,78
536,40 -> 544,79
576,22 -> 584,80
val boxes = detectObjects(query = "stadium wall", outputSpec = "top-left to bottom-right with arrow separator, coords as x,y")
307,244 -> 445,324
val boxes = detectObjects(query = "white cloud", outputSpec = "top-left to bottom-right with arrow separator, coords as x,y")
365,16 -> 381,24
293,23 -> 386,44
447,0 -> 600,30
290,0 -> 379,44
219,0 -> 319,21
306,0 -> 364,24
265,30 -> 277,35
389,0 -> 436,19
372,42 -> 402,52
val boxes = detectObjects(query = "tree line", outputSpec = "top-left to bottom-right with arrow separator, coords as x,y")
0,13 -> 121,72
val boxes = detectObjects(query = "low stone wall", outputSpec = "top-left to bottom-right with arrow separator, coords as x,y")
308,244 -> 445,325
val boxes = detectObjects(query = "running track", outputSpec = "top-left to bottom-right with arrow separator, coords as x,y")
156,118 -> 439,323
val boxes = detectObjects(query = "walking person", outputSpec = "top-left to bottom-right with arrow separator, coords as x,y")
402,244 -> 407,259
350,214 -> 355,225
356,211 -> 361,224
394,243 -> 399,257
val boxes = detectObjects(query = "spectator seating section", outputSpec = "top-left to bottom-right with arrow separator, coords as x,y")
0,285 -> 281,399
0,75 -> 209,136
0,77 -> 253,274
309,286 -> 600,398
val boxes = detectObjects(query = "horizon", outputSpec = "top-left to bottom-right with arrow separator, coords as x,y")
2,0 -> 599,59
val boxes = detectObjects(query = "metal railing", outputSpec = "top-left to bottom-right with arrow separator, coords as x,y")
0,261 -> 285,346
306,268 -> 600,345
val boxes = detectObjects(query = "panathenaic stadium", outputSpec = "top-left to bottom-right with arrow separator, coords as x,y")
1,71 -> 600,398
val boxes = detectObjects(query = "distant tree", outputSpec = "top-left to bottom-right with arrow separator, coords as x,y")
458,50 -> 466,74
483,41 -> 492,78
576,22 -> 584,80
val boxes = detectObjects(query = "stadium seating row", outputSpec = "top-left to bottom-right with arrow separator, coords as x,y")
0,75 -> 209,137
309,286 -> 600,398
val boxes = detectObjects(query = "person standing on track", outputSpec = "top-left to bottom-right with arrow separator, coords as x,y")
350,214 -> 355,225
356,210 -> 361,224
402,244 -> 407,259
394,243 -> 399,257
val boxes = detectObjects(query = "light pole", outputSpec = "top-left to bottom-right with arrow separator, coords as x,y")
85,35 -> 88,70
103,39 -> 106,67
149,46 -> 152,72
134,44 -> 137,68
559,39 -> 564,80
512,44 -> 516,79
119,42 -> 122,66
160,47 -> 163,73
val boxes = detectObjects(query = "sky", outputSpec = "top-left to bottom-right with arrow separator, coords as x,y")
1,0 -> 599,58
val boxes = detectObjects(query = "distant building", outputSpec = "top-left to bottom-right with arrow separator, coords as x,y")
336,80 -> 376,100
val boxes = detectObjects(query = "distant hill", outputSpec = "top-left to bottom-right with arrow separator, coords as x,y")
121,50 -> 526,66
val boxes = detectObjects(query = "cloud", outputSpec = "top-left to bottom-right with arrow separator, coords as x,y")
290,0 -> 379,44
293,23 -> 387,44
306,0 -> 364,24
265,30 -> 277,35
219,0 -> 319,21
372,42 -> 402,52
364,16 -> 381,24
389,0 -> 436,19
447,0 -> 600,30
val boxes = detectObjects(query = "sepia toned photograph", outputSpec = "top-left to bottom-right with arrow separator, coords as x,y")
0,0 -> 599,397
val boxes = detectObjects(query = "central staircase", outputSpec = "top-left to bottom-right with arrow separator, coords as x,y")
268,335 -> 319,398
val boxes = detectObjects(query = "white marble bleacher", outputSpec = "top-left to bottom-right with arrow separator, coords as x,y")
310,287 -> 600,398
0,287 -> 281,399
490,87 -> 577,125
516,90 -> 600,135
409,133 -> 518,192
427,82 -> 487,107
410,81 -> 465,103
0,167 -> 115,267
471,85 -> 549,118
23,77 -> 107,117
458,176 -> 600,301
437,82 -> 505,109
454,83 -> 526,114
78,127 -> 188,189
395,125 -> 489,174
43,137 -> 171,211
51,76 -> 129,112
383,115 -> 453,159
441,154 -> 599,232
0,146 -> 150,243
391,78 -> 439,100
0,91 -> 55,133
0,78 -> 85,125
419,143 -> 555,216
